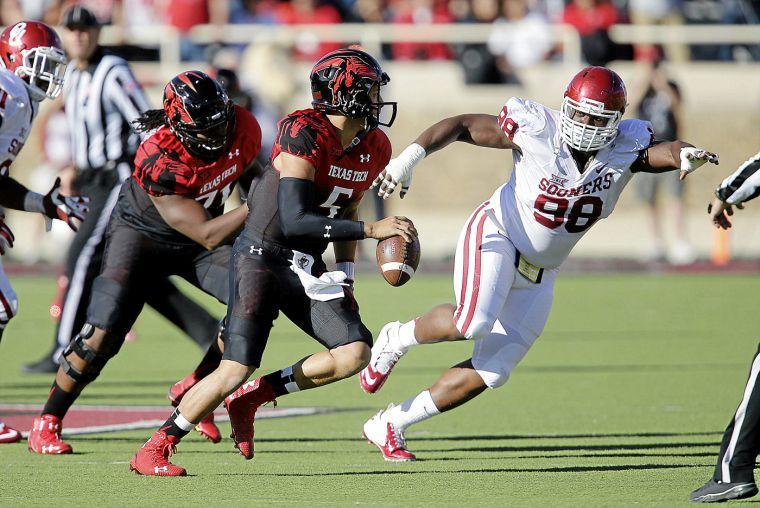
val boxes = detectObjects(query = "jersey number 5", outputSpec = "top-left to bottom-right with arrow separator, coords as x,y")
534,194 -> 603,233
320,186 -> 353,218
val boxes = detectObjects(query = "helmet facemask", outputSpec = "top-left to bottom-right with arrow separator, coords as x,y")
560,95 -> 623,152
171,98 -> 235,161
13,46 -> 67,100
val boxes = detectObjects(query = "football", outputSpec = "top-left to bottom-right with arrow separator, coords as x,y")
376,235 -> 421,287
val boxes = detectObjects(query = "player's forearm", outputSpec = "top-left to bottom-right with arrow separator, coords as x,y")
0,177 -> 45,212
278,177 -> 365,242
195,204 -> 249,250
645,141 -> 692,172
415,114 -> 512,155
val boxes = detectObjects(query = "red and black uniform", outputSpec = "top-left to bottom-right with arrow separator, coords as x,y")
87,106 -> 261,338
226,109 -> 391,366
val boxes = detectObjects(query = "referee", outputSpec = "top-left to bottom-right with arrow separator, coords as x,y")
690,151 -> 760,503
24,6 -> 219,373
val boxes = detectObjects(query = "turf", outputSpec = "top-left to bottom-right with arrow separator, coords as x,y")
1,273 -> 758,506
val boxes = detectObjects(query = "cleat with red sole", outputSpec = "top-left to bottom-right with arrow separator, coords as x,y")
362,405 -> 416,462
223,377 -> 276,460
28,414 -> 73,454
360,321 -> 405,394
195,413 -> 221,444
0,421 -> 21,443
130,430 -> 186,476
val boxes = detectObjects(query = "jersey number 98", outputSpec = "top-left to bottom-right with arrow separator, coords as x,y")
533,194 -> 602,233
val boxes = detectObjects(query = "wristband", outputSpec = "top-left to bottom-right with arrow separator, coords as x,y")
400,143 -> 426,167
23,191 -> 46,214
337,261 -> 355,281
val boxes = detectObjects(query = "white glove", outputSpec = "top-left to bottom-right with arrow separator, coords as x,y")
371,143 -> 426,199
679,147 -> 719,180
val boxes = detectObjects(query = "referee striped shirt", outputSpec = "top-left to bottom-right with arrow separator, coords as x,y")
63,48 -> 150,179
716,150 -> 760,205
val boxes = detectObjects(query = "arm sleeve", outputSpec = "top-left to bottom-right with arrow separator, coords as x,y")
106,64 -> 150,123
716,151 -> 760,205
278,177 -> 365,242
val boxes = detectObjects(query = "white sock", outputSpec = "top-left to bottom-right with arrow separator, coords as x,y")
173,410 -> 196,430
386,390 -> 440,431
394,319 -> 419,353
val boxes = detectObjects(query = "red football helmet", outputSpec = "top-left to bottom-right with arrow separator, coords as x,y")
310,47 -> 397,129
560,66 -> 627,152
0,21 -> 67,101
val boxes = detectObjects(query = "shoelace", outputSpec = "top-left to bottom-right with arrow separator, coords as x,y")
388,424 -> 407,451
377,350 -> 401,371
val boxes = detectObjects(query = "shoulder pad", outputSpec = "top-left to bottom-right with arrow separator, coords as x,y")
615,119 -> 655,153
500,97 -> 548,136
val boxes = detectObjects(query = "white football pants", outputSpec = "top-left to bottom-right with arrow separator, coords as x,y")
453,200 -> 557,388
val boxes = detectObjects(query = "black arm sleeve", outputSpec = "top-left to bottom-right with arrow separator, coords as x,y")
0,176 -> 35,211
278,177 -> 365,241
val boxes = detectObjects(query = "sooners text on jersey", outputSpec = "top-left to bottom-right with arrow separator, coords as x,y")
493,97 -> 654,269
0,70 -> 38,178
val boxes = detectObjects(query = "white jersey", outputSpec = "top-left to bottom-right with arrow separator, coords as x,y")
0,70 -> 39,178
492,97 -> 653,269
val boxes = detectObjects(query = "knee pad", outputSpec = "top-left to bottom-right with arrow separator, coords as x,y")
60,324 -> 122,384
0,291 -> 18,325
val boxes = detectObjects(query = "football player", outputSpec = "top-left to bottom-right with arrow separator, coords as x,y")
359,66 -> 718,461
0,21 -> 89,444
130,47 -> 417,476
27,70 -> 262,454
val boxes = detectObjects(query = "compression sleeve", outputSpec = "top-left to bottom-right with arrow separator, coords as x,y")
278,177 -> 365,241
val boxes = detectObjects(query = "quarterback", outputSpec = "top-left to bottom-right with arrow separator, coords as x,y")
359,66 -> 718,460
0,21 -> 88,444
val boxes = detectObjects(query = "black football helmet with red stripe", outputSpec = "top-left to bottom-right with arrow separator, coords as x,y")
163,70 -> 234,160
310,47 -> 396,129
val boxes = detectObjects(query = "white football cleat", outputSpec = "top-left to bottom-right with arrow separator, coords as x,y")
0,421 -> 21,443
362,405 -> 416,462
360,321 -> 405,394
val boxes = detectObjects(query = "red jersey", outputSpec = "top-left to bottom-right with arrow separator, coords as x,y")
116,105 -> 262,245
242,108 -> 391,256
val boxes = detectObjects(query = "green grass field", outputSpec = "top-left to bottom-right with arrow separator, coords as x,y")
1,272 -> 759,506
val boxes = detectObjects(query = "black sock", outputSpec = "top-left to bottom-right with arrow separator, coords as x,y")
159,408 -> 194,440
42,381 -> 79,419
263,365 -> 300,398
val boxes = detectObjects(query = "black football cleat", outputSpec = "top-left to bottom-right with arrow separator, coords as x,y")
689,479 -> 758,503
22,356 -> 59,374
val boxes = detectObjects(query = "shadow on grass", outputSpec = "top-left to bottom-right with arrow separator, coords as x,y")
430,441 -> 719,453
216,463 -> 705,477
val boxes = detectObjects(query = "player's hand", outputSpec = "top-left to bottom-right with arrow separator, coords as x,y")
42,177 -> 90,232
679,147 -> 719,181
372,143 -> 426,199
0,213 -> 15,256
707,196 -> 743,230
364,216 -> 418,243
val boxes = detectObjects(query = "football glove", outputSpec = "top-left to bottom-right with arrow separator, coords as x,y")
0,213 -> 15,256
42,178 -> 90,232
679,147 -> 719,180
372,143 -> 426,199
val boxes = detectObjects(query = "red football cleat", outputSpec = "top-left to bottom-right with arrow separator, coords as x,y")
362,406 -> 416,462
28,414 -> 73,454
130,430 -> 186,477
195,413 -> 221,444
0,421 -> 21,443
360,321 -> 405,394
223,377 -> 276,460
167,372 -> 200,406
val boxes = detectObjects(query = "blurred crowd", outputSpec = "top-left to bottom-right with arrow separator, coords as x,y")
1,0 -> 759,78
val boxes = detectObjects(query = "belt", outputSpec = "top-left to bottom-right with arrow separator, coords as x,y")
514,252 -> 544,284
243,237 -> 295,261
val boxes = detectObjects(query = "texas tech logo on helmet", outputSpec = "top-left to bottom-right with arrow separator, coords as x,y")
310,48 -> 397,129
162,70 -> 235,160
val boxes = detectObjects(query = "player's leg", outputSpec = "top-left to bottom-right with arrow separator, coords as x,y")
223,258 -> 372,457
0,258 -> 20,443
131,250 -> 277,474
690,344 -> 760,503
28,223 -> 150,454
24,178 -> 118,373
364,263 -> 557,461
361,202 -> 511,393
145,277 -> 219,350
